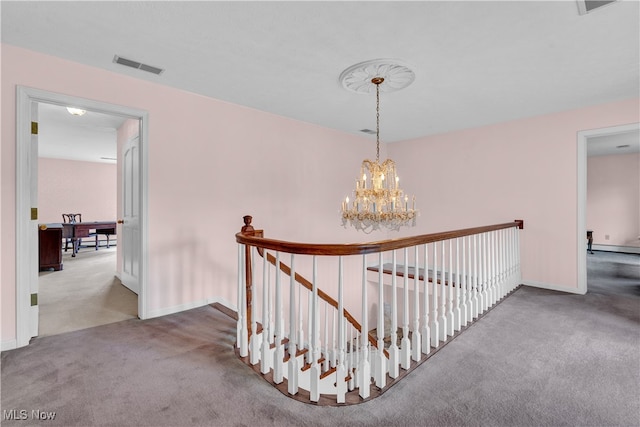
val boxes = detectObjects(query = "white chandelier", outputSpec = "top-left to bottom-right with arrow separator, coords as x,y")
340,60 -> 418,233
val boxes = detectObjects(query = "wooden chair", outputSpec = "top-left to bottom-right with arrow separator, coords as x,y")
61,213 -> 83,252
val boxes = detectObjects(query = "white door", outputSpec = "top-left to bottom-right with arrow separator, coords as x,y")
120,135 -> 140,294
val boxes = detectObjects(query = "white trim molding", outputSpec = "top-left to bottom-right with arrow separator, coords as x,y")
522,281 -> 586,295
577,122 -> 640,295
1,339 -> 18,352
15,86 -> 149,348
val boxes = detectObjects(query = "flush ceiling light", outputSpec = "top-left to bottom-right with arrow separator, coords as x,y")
66,107 -> 86,116
339,59 -> 418,233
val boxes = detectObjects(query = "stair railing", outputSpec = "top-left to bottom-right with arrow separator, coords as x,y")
236,216 -> 524,404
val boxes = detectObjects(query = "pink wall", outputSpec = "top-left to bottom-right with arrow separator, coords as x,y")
2,44 -> 639,345
37,158 -> 117,224
1,44 -> 371,343
587,153 -> 640,248
388,98 -> 640,290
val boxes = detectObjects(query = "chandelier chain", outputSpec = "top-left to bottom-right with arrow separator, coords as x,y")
375,82 -> 380,162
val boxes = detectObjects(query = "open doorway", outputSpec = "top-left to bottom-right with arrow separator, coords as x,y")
36,103 -> 137,336
577,123 -> 640,295
15,86 -> 149,348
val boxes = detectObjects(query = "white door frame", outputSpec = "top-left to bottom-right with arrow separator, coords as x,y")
576,121 -> 640,294
15,86 -> 149,347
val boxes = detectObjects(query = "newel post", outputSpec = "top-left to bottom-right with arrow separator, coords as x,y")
241,215 -> 255,339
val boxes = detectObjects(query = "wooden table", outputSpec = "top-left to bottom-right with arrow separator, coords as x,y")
62,221 -> 117,257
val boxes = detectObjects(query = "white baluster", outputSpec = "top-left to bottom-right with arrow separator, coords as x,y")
310,256 -> 320,402
476,234 -> 484,314
412,245 -> 422,361
465,235 -> 473,322
298,271 -> 305,364
401,247 -> 411,368
331,308 -> 336,368
492,230 -> 499,305
273,252 -> 284,384
307,291 -> 312,365
489,231 -> 496,304
472,235 -> 479,319
249,247 -> 261,365
238,244 -> 249,357
287,254 -> 298,395
348,325 -> 355,391
453,238 -> 462,332
421,243 -> 431,354
260,252 -> 271,373
516,226 -> 522,285
358,254 -> 371,399
267,260 -> 274,345
460,237 -> 468,327
439,240 -> 447,341
498,230 -> 503,298
388,250 -> 400,378
374,252 -> 387,387
431,242 -> 440,348
501,229 -> 508,297
482,233 -> 490,313
336,256 -> 347,403
323,302 -> 330,372
511,227 -> 517,291
446,240 -> 454,337
514,226 -> 520,291
352,334 -> 362,389
501,229 -> 507,298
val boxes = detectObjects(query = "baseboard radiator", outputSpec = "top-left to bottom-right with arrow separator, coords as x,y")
235,216 -> 524,405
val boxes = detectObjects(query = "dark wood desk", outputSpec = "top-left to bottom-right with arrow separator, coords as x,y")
62,221 -> 117,257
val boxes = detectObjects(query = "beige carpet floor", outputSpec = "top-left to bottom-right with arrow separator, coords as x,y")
38,245 -> 138,337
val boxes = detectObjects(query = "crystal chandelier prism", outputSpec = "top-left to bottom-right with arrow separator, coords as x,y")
340,60 -> 418,233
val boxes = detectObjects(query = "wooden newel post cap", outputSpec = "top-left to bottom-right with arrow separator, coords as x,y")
241,215 -> 254,234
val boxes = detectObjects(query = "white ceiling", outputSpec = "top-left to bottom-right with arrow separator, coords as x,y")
2,1 -> 639,160
38,104 -> 124,164
587,129 -> 640,156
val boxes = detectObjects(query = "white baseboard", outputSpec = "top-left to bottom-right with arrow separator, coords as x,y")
1,339 -> 17,352
146,296 -> 237,319
591,244 -> 640,254
521,280 -> 586,295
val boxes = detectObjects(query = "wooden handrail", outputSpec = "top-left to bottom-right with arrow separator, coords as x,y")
237,220 -> 524,256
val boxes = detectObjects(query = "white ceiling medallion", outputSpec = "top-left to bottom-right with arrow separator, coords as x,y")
339,59 -> 416,94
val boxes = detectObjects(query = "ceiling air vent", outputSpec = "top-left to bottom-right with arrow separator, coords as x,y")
360,129 -> 376,135
577,0 -> 618,15
113,55 -> 164,75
